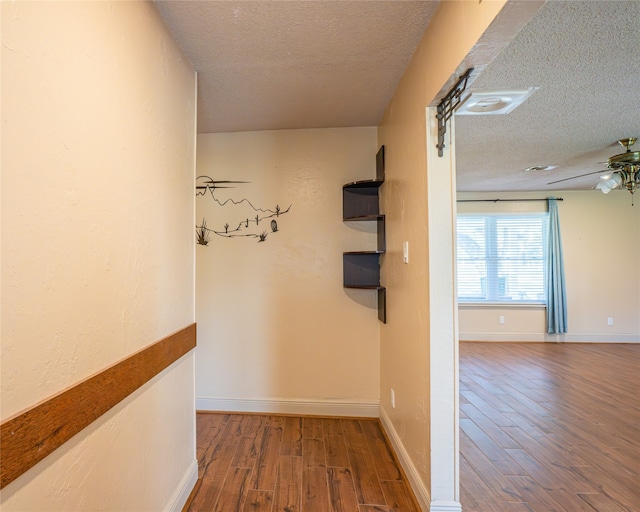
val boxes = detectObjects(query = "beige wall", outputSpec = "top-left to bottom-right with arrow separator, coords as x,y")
195,128 -> 381,414
1,2 -> 197,510
458,191 -> 640,342
376,0 -> 521,505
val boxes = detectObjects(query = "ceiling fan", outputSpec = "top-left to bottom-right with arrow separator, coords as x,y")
547,138 -> 640,203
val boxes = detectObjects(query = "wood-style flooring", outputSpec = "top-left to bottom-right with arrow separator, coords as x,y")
186,342 -> 639,511
460,342 -> 640,512
184,413 -> 420,511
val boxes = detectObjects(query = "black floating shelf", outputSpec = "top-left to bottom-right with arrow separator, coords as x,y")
378,288 -> 386,323
343,179 -> 384,189
343,186 -> 382,219
343,252 -> 382,288
342,145 -> 386,323
343,214 -> 384,222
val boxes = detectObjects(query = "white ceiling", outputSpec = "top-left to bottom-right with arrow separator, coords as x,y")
155,0 -> 640,192
455,0 -> 640,192
155,0 -> 439,133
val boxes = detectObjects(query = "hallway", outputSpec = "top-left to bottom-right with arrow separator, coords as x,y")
184,413 -> 419,511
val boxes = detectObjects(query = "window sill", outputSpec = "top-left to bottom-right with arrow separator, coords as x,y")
458,302 -> 546,309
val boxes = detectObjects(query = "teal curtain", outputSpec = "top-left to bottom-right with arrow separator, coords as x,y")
546,198 -> 567,333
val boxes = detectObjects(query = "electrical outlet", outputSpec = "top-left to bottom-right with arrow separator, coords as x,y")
499,316 -> 505,324
608,317 -> 614,326
391,388 -> 396,408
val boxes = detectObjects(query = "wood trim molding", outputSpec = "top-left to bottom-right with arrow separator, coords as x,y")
0,323 -> 196,489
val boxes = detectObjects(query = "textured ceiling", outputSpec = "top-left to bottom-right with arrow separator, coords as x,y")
155,0 -> 439,133
455,0 -> 640,192
155,0 -> 640,192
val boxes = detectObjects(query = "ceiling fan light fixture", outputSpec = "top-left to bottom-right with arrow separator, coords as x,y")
595,181 -> 613,194
596,173 -> 623,194
551,139 -> 638,204
456,87 -> 539,116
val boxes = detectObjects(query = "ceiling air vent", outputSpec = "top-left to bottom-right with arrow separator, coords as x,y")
456,88 -> 539,116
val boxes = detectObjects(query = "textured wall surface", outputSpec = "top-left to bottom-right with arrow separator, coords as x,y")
195,128 -> 381,408
458,191 -> 640,342
376,0 -> 511,504
1,2 -> 197,510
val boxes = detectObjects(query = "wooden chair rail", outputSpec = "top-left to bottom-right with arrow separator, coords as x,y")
0,323 -> 196,489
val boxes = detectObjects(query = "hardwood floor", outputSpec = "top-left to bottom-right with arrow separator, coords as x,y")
186,343 -> 639,512
184,414 -> 420,511
460,342 -> 640,512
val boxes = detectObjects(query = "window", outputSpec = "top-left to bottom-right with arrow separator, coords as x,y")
457,213 -> 548,303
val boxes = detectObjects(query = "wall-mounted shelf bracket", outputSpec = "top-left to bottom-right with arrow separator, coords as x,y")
436,67 -> 473,157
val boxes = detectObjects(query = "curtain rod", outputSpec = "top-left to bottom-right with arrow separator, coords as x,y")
457,198 -> 563,203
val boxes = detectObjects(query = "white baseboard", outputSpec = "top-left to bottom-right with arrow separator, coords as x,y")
196,396 -> 379,418
459,332 -> 640,343
379,406 -> 431,511
429,501 -> 462,512
166,459 -> 198,512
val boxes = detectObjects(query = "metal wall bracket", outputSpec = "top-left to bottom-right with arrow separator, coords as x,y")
436,68 -> 473,157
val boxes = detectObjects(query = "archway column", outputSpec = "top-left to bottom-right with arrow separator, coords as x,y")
426,107 -> 461,512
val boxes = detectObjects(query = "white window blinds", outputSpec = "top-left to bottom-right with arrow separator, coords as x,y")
457,213 -> 548,303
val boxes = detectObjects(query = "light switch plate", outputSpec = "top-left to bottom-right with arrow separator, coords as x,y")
403,241 -> 409,263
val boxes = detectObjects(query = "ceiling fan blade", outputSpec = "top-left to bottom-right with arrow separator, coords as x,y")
547,169 -> 608,185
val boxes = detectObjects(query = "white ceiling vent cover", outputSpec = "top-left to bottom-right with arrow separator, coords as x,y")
456,88 -> 539,116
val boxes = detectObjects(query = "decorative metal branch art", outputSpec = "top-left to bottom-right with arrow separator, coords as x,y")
196,176 -> 292,245
196,218 -> 212,246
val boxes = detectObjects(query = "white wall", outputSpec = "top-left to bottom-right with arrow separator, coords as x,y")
458,191 -> 640,342
195,128 -> 381,416
1,2 -> 197,510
